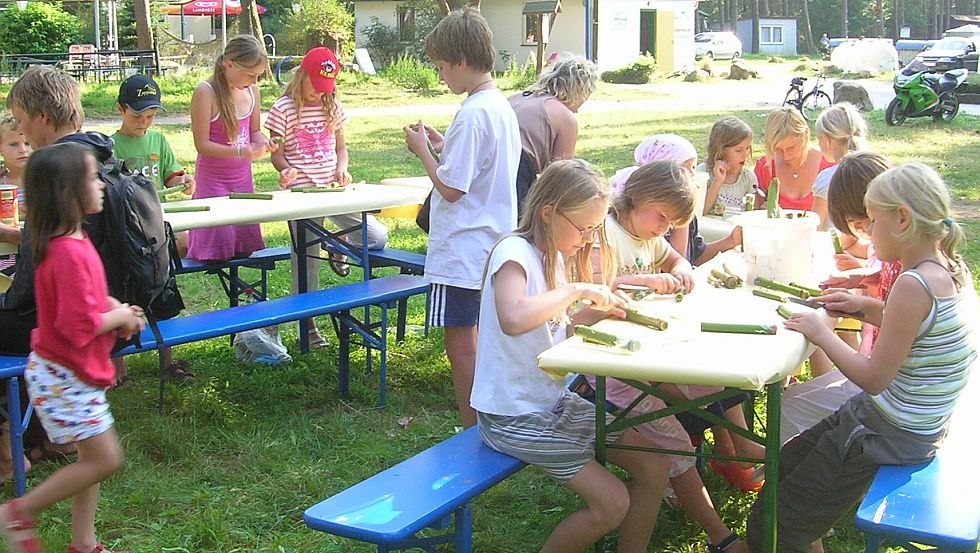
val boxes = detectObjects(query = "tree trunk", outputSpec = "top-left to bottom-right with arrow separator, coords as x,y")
891,0 -> 899,40
800,0 -> 816,53
876,0 -> 885,36
842,0 -> 849,37
729,0 -> 738,30
133,0 -> 153,51
927,0 -> 936,38
718,0 -> 726,30
751,0 -> 760,53
239,0 -> 273,79
759,0 -> 769,18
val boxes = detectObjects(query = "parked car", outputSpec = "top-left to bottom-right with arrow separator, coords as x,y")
694,32 -> 743,61
913,37 -> 979,72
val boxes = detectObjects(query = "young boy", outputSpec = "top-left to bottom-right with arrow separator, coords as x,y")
403,8 -> 521,427
110,74 -> 193,382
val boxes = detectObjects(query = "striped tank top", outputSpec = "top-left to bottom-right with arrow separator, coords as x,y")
871,265 -> 978,434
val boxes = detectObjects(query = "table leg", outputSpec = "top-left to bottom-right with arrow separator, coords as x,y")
761,381 -> 783,553
595,376 -> 607,465
296,221 -> 310,353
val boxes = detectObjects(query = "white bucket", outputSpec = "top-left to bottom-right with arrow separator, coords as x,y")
690,171 -> 708,220
734,210 -> 820,285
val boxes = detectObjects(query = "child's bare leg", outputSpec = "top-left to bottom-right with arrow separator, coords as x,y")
0,423 -> 30,481
541,461 -> 629,553
14,428 -> 122,523
723,406 -> 765,464
175,231 -> 189,259
670,467 -> 732,545
443,325 -> 477,427
808,539 -> 825,553
70,480 -> 101,552
808,349 -> 833,378
606,429 -> 669,553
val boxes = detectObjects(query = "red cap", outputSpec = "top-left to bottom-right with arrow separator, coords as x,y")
300,47 -> 340,94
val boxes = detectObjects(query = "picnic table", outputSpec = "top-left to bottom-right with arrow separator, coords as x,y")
537,250 -> 834,553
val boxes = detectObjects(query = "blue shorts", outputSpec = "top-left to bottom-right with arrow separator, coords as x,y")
427,283 -> 480,327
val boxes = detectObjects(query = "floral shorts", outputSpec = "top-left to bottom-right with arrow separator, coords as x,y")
25,353 -> 114,445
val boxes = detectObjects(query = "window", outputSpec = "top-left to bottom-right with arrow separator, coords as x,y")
761,24 -> 784,44
397,7 -> 416,42
524,14 -> 539,45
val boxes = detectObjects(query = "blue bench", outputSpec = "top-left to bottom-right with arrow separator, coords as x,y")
176,246 -> 292,306
304,426 -> 525,552
855,451 -> 980,552
0,355 -> 29,497
119,274 -> 430,409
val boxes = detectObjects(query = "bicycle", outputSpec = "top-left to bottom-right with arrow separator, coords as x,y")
782,73 -> 832,121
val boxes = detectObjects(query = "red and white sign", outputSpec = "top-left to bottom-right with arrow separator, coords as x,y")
163,0 -> 266,16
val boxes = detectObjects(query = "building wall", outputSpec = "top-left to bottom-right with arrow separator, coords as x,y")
596,0 -> 696,72
165,15 -> 214,43
736,18 -> 798,56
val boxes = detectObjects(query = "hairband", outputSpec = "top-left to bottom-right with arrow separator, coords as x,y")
943,218 -> 954,228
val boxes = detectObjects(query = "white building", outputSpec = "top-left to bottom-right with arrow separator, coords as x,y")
736,17 -> 798,56
352,0 -> 698,73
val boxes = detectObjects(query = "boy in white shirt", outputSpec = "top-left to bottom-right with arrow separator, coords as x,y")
404,7 -> 521,427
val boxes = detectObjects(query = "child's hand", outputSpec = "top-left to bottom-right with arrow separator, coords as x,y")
641,273 -> 681,294
712,160 -> 729,184
337,170 -> 352,186
244,143 -> 270,161
670,270 -> 695,293
403,121 -> 428,157
783,311 -> 831,340
813,290 -> 864,318
278,167 -> 298,189
423,124 -> 444,152
182,174 -> 197,196
575,283 -> 627,312
833,252 -> 863,271
725,226 -> 743,251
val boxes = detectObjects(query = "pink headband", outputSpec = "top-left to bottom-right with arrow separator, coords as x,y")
634,134 -> 698,166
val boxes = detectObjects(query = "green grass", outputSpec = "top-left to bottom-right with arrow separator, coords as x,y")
14,84 -> 980,552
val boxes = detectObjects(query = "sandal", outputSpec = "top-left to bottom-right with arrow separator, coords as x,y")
707,533 -> 740,553
67,544 -> 129,553
165,360 -> 195,381
0,500 -> 42,553
709,459 -> 764,492
328,253 -> 350,277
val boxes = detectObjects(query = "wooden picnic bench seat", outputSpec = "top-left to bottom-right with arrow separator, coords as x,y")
118,274 -> 430,409
176,246 -> 292,306
304,426 -> 525,553
0,355 -> 30,497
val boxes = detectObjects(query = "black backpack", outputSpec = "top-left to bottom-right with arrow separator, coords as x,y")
83,157 -> 184,322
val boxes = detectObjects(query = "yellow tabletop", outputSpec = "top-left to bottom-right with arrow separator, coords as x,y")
537,251 -> 834,390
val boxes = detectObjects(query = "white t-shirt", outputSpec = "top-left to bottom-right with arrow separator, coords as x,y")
695,163 -> 758,220
603,214 -> 672,274
427,89 -> 521,289
812,164 -> 839,201
471,235 -> 568,416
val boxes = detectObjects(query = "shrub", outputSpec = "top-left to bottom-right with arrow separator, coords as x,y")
279,0 -> 353,60
0,3 -> 80,55
381,55 -> 438,92
600,55 -> 655,84
360,0 -> 441,69
502,58 -> 537,90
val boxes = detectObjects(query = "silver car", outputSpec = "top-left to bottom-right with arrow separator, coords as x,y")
694,32 -> 743,61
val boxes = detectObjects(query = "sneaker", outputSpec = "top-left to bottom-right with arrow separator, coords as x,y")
0,500 -> 42,553
709,459 -> 764,492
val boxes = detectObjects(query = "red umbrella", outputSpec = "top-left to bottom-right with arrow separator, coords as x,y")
163,0 -> 266,16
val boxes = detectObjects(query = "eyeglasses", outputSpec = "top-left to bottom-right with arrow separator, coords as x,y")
559,211 -> 603,241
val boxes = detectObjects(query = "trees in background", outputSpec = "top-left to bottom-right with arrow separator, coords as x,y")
0,3 -> 80,54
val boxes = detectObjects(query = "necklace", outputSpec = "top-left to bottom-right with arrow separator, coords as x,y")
788,158 -> 805,179
467,78 -> 494,96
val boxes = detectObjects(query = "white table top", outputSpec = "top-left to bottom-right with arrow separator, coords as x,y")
162,183 -> 429,233
537,251 -> 833,391
379,176 -> 433,191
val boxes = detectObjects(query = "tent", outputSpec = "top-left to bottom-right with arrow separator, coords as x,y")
943,24 -> 980,38
163,0 -> 265,16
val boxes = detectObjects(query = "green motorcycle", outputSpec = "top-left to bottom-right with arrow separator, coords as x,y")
885,60 -> 969,126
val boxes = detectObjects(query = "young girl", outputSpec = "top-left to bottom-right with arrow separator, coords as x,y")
187,34 -> 276,262
472,159 -> 669,553
699,116 -> 758,219
0,111 -> 31,271
779,151 -> 894,445
590,160 -> 751,552
749,162 -> 977,553
265,46 -> 388,347
0,142 -> 145,553
811,103 -> 869,229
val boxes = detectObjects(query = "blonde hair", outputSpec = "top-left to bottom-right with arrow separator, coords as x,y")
612,160 -> 695,229
865,163 -> 966,284
513,159 -> 614,290
0,111 -> 18,134
528,52 -> 599,108
210,35 -> 268,142
815,103 -> 868,161
6,66 -> 83,134
425,7 -> 495,72
706,116 -> 753,175
763,107 -> 809,159
283,70 -> 341,129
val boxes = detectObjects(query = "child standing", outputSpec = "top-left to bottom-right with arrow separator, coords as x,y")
810,103 -> 868,228
266,46 -> 388,347
188,34 -> 275,262
749,162 -> 977,553
111,74 -> 194,382
0,142 -> 145,553
404,8 -> 520,427
699,116 -> 758,219
0,111 -> 31,271
472,159 -> 669,553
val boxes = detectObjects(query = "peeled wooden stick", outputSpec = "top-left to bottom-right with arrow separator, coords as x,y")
164,205 -> 210,213
574,325 -> 641,352
701,322 -> 777,335
623,307 -> 668,331
229,192 -> 274,200
754,277 -> 811,299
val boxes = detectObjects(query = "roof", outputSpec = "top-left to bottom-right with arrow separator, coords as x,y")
523,0 -> 561,15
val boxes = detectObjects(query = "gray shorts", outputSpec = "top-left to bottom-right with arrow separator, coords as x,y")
477,390 -> 624,482
746,393 -> 944,553
427,283 -> 480,327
